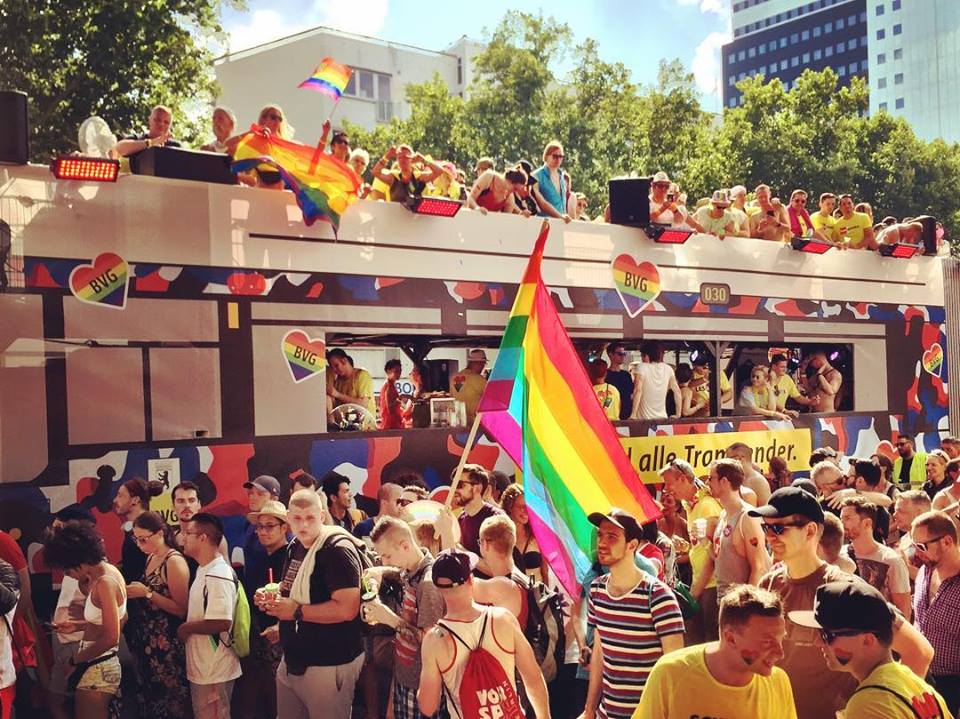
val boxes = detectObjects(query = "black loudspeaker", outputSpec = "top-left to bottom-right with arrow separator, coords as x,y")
129,146 -> 235,185
608,176 -> 651,227
914,215 -> 938,255
0,90 -> 29,165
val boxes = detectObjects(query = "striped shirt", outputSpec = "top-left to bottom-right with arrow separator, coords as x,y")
913,565 -> 960,676
587,572 -> 685,719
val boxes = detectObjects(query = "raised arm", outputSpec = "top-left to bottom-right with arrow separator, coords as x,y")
371,146 -> 398,184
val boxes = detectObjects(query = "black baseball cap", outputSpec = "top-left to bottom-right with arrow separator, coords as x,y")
790,478 -> 819,498
243,474 -> 281,496
432,549 -> 477,589
789,581 -> 895,635
588,508 -> 642,542
749,487 -> 825,524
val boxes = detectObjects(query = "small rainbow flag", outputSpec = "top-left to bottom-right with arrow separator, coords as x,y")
298,57 -> 353,100
232,127 -> 361,231
478,222 -> 661,593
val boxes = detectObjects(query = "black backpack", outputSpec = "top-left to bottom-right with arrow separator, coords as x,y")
510,570 -> 566,683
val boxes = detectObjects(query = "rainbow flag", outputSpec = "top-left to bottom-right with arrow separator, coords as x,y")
298,57 -> 353,100
231,127 -> 360,231
478,222 -> 661,593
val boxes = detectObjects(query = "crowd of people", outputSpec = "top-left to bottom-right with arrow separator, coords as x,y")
109,105 -> 949,254
1,432 -> 959,719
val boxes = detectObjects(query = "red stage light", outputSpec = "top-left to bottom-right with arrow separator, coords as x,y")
790,236 -> 834,254
407,196 -> 463,217
646,224 -> 694,244
51,156 -> 120,182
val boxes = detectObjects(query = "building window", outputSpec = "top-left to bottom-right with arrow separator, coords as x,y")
769,40 -> 777,51
814,48 -> 822,60
735,27 -> 742,37
792,56 -> 800,67
802,30 -> 810,41
825,46 -> 834,57
849,62 -> 858,74
893,23 -> 902,35
780,59 -> 788,70
878,77 -> 887,88
837,42 -> 845,53
860,11 -> 867,22
729,75 -> 736,86
837,17 -> 845,29
861,59 -> 869,71
848,14 -> 856,25
738,50 -> 746,61
894,72 -> 903,84
877,29 -> 885,40
848,39 -> 857,50
892,0 -> 900,9
879,102 -> 888,110
738,72 -> 746,80
729,97 -> 737,108
895,97 -> 904,109
861,35 -> 868,46
878,53 -> 886,64
343,69 -> 391,104
876,4 -> 884,15
748,47 -> 756,57
825,21 -> 833,33
791,33 -> 799,44
894,48 -> 902,60
780,37 -> 788,48
803,52 -> 810,63
728,54 -> 736,65
838,66 -> 847,77
814,26 -> 821,37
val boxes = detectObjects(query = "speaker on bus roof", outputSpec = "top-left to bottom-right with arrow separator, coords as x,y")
913,215 -> 938,255
608,176 -> 650,227
0,90 -> 29,165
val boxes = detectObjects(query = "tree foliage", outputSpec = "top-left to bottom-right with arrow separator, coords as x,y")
1,0 -> 240,160
347,11 -> 960,240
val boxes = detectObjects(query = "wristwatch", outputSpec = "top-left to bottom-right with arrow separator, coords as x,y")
293,604 -> 303,623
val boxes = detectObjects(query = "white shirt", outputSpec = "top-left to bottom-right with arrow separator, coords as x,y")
635,362 -> 676,420
186,555 -> 241,685
55,575 -> 85,643
0,603 -> 16,690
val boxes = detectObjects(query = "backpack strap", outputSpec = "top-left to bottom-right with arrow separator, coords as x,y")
851,685 -> 935,719
202,570 -> 239,648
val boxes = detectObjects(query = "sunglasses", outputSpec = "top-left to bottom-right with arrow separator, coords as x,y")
913,535 -> 947,553
819,628 -> 868,645
653,182 -> 670,188
793,199 -> 807,204
550,153 -> 564,159
760,521 -> 808,536
256,522 -> 283,532
397,498 -> 414,507
262,113 -> 282,121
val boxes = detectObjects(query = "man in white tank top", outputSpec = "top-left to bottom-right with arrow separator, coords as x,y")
417,549 -> 550,719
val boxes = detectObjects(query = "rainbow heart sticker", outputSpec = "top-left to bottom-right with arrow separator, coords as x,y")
922,343 -> 943,377
612,254 -> 661,317
281,330 -> 327,383
68,253 -> 129,309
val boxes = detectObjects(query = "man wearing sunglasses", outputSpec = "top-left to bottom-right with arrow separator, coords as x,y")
911,511 -> 960,715
752,488 -> 934,719
790,582 -> 951,719
893,434 -> 928,492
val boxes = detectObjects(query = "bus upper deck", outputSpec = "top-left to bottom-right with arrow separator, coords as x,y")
1,163 -> 956,555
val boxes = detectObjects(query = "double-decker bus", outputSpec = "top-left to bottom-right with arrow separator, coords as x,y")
1,163 -> 957,573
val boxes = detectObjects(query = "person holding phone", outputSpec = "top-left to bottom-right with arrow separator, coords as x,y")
748,184 -> 791,242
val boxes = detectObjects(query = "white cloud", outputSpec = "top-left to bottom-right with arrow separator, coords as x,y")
226,0 -> 389,53
692,30 -> 732,97
676,0 -> 731,20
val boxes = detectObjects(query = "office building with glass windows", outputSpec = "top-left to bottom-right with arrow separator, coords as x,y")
722,0 -> 960,142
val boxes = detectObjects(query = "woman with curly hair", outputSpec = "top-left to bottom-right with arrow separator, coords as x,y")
125,511 -> 192,718
500,484 -> 545,581
44,521 -> 126,719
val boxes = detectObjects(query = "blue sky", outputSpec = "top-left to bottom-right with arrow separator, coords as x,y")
220,0 -> 732,112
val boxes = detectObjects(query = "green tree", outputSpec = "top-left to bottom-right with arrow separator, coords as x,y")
1,0 -> 241,161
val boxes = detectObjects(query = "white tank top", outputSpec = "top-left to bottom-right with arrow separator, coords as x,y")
635,362 -> 675,419
437,608 -> 517,717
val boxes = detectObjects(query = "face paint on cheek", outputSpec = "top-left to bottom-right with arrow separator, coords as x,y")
741,649 -> 760,666
833,648 -> 854,665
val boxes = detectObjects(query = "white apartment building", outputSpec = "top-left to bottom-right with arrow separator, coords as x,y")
867,0 -> 960,143
214,28 -> 484,143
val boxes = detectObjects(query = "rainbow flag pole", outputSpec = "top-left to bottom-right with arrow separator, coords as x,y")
476,220 -> 661,594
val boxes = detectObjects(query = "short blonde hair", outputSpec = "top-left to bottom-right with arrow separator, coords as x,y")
479,514 -> 516,556
543,140 -> 564,162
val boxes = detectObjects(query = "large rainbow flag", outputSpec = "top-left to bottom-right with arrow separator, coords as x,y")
478,222 -> 661,593
231,127 -> 361,231
298,57 -> 353,100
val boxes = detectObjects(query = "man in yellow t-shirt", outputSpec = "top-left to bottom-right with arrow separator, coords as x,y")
691,359 -> 733,415
449,348 -> 488,424
634,585 -> 798,719
769,353 -> 815,417
790,581 -> 952,719
660,459 -> 723,643
811,192 -> 840,243
835,194 -> 878,250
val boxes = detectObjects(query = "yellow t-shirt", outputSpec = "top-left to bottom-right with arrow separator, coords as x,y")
449,368 -> 487,423
684,485 -> 723,590
593,383 -> 620,420
772,373 -> 802,410
835,211 -> 873,248
328,367 -> 375,414
692,370 -> 731,414
811,211 -> 838,242
840,661 -> 952,719
634,644 -> 798,719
